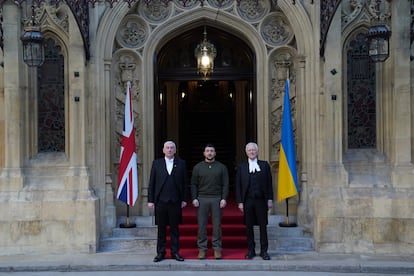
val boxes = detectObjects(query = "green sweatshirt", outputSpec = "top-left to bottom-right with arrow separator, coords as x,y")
191,160 -> 229,200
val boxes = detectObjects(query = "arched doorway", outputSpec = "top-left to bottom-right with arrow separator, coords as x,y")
154,26 -> 256,194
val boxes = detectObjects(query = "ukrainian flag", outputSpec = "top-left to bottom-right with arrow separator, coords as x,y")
277,79 -> 299,202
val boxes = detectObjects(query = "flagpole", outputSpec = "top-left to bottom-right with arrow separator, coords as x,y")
278,198 -> 297,228
117,80 -> 138,228
120,204 -> 136,228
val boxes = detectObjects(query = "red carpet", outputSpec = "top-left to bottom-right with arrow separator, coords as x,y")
167,201 -> 248,260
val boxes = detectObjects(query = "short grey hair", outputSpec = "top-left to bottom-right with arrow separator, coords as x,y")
245,142 -> 258,151
164,141 -> 176,148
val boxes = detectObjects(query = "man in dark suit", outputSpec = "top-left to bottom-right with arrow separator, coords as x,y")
148,141 -> 188,262
235,142 -> 273,260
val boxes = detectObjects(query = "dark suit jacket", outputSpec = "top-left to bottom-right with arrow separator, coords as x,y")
148,157 -> 188,225
235,160 -> 273,204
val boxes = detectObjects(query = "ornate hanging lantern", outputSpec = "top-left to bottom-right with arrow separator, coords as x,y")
194,26 -> 216,78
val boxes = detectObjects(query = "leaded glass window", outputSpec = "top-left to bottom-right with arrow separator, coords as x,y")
37,38 -> 65,152
346,33 -> 376,149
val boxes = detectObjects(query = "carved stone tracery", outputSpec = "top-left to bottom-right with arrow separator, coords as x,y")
113,53 -> 141,168
261,12 -> 294,46
269,51 -> 297,161
30,4 -> 69,34
207,0 -> 233,8
173,0 -> 200,9
0,0 -> 316,54
342,0 -> 392,32
138,0 -> 171,24
236,0 -> 269,22
116,15 -> 148,49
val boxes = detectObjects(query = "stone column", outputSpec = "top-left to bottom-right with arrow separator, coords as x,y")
296,55 -> 313,231
390,0 -> 413,187
0,43 -> 4,169
320,3 -> 347,186
0,2 -> 24,189
102,61 -> 116,235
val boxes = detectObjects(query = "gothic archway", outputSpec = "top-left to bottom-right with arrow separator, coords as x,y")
154,25 -> 256,194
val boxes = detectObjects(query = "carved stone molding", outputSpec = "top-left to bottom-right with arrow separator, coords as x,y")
269,50 -> 296,161
119,55 -> 137,84
236,0 -> 269,23
320,0 -> 341,57
116,15 -> 149,49
260,12 -> 294,47
342,0 -> 391,32
113,52 -> 142,170
138,0 -> 171,24
0,0 -> 313,54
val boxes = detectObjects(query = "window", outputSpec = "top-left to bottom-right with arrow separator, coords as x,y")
346,32 -> 376,149
37,38 -> 65,152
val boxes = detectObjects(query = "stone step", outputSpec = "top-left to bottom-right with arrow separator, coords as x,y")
99,236 -> 156,253
267,237 -> 314,252
99,235 -> 314,253
101,215 -> 314,253
112,227 -> 156,238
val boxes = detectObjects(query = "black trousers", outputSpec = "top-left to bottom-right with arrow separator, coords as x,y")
155,201 -> 181,255
244,198 -> 268,253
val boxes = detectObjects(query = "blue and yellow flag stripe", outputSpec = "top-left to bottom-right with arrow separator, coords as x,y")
277,79 -> 299,202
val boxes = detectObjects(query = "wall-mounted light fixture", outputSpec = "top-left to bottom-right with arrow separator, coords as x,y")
366,0 -> 391,63
367,24 -> 391,62
20,5 -> 44,67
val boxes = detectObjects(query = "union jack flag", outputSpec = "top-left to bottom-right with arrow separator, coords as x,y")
117,81 -> 138,206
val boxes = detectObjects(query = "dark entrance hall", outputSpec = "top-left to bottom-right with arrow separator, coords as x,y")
154,79 -> 256,192
154,25 -> 256,192
178,80 -> 236,181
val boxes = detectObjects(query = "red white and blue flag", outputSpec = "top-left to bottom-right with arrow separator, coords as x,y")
117,81 -> 138,206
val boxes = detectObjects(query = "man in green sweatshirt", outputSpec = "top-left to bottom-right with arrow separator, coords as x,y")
191,143 -> 229,260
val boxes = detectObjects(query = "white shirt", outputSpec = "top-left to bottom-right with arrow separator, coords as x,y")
165,157 -> 174,175
248,158 -> 261,173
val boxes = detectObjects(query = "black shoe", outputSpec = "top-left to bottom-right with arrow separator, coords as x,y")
245,251 -> 256,259
153,253 -> 165,262
172,253 -> 184,261
260,252 -> 270,260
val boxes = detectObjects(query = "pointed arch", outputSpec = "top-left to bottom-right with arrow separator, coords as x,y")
343,27 -> 377,151
143,8 -> 267,160
33,2 -> 87,160
92,2 -> 318,220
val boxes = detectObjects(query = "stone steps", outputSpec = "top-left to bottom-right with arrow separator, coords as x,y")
99,215 -> 314,253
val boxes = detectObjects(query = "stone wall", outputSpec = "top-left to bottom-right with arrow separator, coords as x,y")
0,0 -> 413,256
0,190 -> 98,255
0,57 -> 4,169
0,3 -> 99,255
313,188 -> 414,254
0,153 -> 99,255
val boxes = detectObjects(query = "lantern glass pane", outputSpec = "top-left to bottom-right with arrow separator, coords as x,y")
21,28 -> 44,67
368,37 -> 389,63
